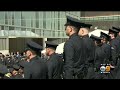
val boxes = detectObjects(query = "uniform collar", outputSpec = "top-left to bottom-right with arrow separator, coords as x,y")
30,55 -> 38,62
69,33 -> 78,39
50,52 -> 56,57
110,37 -> 116,41
82,34 -> 89,38
47,53 -> 56,61
102,43 -> 107,46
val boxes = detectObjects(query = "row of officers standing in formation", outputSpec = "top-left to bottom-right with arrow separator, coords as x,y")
1,15 -> 120,79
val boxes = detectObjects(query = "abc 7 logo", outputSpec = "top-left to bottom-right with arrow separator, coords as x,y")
100,66 -> 110,72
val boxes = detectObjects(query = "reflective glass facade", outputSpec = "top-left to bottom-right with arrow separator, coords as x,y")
0,11 -> 81,38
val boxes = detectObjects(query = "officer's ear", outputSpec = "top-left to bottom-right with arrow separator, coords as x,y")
28,50 -> 33,56
69,26 -> 73,33
81,28 -> 84,34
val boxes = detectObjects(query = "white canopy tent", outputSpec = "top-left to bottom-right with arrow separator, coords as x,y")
55,42 -> 65,54
89,29 -> 109,37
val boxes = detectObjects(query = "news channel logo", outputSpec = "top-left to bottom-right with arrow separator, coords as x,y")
100,64 -> 111,73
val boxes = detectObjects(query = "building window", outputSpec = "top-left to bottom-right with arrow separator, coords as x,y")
35,12 -> 39,28
1,26 -> 4,30
5,12 -> 8,24
43,12 -> 46,29
9,26 -> 14,30
21,28 -> 26,31
21,12 -> 26,27
31,29 -> 35,33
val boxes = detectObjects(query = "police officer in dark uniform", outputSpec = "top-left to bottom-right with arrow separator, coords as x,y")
111,27 -> 120,79
78,23 -> 95,79
108,28 -> 119,79
99,32 -> 112,79
100,32 -> 111,64
112,26 -> 120,42
63,16 -> 86,79
112,27 -> 120,58
112,27 -> 120,56
24,40 -> 48,79
45,41 -> 64,79
90,34 -> 105,79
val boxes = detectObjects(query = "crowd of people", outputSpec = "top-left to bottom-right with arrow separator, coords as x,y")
0,15 -> 120,79
0,51 -> 27,79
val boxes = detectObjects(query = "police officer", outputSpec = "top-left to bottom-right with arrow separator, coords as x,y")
111,27 -> 120,79
112,27 -> 120,58
78,23 -> 95,79
63,16 -> 86,79
112,26 -> 120,42
45,41 -> 63,79
90,34 -> 105,79
23,40 -> 48,79
108,28 -> 119,79
100,32 -> 111,64
99,32 -> 112,79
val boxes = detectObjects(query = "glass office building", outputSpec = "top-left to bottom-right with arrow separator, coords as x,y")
0,11 -> 81,53
0,11 -> 81,38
